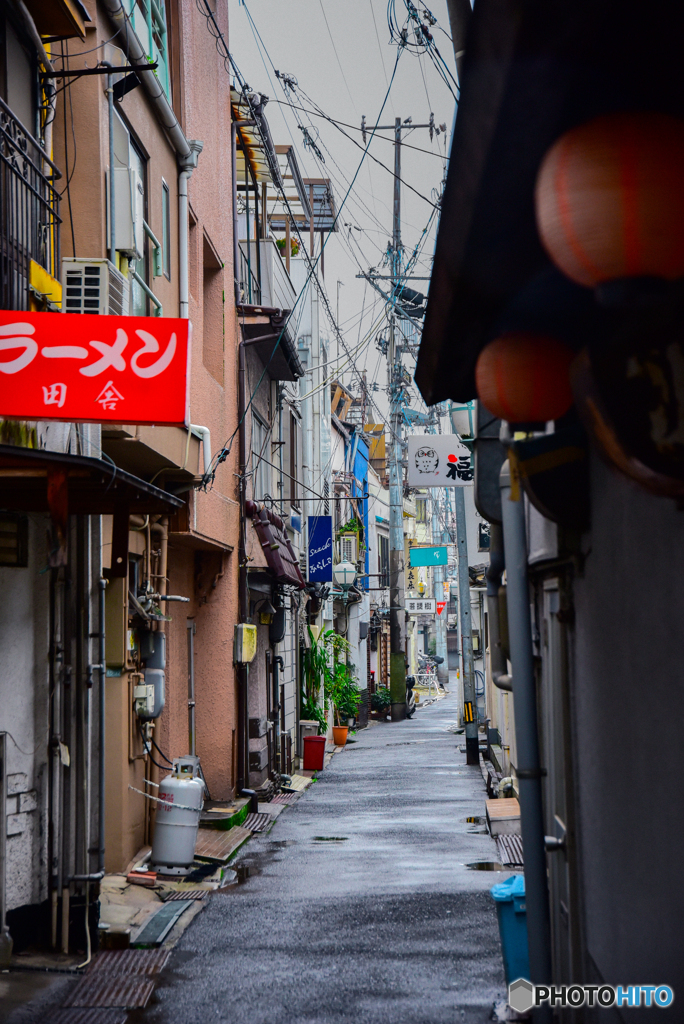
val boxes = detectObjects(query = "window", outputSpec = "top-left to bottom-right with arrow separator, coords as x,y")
129,0 -> 170,98
129,141 -> 148,316
378,534 -> 390,588
289,411 -> 299,508
162,179 -> 171,279
251,414 -> 270,501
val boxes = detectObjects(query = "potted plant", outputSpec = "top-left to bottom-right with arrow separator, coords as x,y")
370,686 -> 391,719
301,627 -> 352,737
276,237 -> 300,258
327,662 -> 361,746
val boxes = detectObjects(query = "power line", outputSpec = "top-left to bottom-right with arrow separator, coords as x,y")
317,0 -> 357,112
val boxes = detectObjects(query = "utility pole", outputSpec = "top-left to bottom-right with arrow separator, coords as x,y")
452,486 -> 478,764
431,491 -> 449,686
359,113 -> 441,722
389,116 -> 406,721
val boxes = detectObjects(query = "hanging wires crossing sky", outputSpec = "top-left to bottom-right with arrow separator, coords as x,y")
221,0 -> 457,463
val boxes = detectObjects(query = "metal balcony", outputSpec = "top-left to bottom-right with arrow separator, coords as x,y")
0,96 -> 61,311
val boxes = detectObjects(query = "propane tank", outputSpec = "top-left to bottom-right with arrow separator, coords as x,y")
151,755 -> 204,876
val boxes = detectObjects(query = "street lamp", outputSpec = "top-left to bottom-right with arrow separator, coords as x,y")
333,560 -> 357,590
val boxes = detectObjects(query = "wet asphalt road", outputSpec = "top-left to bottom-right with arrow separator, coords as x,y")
140,691 -> 506,1024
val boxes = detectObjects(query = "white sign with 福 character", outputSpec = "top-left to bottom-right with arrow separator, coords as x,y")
407,434 -> 474,487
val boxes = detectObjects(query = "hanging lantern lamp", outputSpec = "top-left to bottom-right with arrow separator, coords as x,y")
475,333 -> 575,424
535,112 -> 684,288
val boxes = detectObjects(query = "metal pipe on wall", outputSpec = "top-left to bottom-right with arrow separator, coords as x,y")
486,523 -> 512,692
187,620 -> 196,757
178,143 -> 203,319
499,460 -> 552,1003
102,63 -> 116,263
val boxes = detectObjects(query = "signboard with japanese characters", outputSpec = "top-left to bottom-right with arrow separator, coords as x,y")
308,515 -> 333,582
407,434 -> 474,487
0,311 -> 191,425
405,597 -> 435,614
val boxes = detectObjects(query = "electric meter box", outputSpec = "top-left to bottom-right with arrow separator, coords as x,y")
234,623 -> 257,664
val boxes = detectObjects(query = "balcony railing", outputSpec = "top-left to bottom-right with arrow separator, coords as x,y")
238,242 -> 261,305
0,96 -> 61,311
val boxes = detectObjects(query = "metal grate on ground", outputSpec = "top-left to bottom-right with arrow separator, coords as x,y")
497,834 -> 524,867
88,949 -> 171,975
45,1011 -> 128,1024
62,975 -> 155,1009
161,888 -> 208,902
242,812 -> 273,833
270,792 -> 298,805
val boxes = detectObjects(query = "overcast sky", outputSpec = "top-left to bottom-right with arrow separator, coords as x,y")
228,0 -> 457,417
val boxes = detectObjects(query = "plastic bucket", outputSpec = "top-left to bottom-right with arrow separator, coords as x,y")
303,735 -> 326,770
490,874 -> 530,985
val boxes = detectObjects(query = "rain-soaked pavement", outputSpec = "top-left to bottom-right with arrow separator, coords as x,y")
136,690 -> 505,1024
8,690 -> 506,1024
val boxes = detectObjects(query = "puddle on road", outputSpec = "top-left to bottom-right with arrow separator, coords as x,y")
465,861 -> 506,871
312,836 -> 348,842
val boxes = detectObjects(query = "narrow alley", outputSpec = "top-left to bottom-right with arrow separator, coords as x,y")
8,693 -> 505,1024
130,693 -> 504,1024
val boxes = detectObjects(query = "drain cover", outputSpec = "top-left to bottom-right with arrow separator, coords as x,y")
62,975 -> 155,1008
270,793 -> 297,805
243,812 -> 273,832
497,834 -> 524,867
46,1012 -> 128,1024
161,888 -> 208,901
88,949 -> 171,975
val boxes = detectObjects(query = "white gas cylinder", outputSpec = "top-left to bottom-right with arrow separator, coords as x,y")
151,756 -> 204,876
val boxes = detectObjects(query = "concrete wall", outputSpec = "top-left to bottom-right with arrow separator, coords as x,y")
0,517 -> 50,911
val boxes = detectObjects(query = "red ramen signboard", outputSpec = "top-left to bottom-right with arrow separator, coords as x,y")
0,311 -> 190,426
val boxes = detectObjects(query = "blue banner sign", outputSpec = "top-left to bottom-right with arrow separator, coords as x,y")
409,546 -> 448,567
308,516 -> 333,582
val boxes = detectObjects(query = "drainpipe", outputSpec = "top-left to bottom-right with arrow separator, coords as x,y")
486,523 -> 512,692
101,62 -> 116,263
190,424 -> 212,476
101,0 -> 191,159
499,460 -> 552,1001
179,143 -> 203,319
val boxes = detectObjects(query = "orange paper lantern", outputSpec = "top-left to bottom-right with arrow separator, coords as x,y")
475,333 -> 574,423
535,112 -> 684,288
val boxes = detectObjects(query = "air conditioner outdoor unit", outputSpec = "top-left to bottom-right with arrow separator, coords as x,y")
339,534 -> 358,565
61,258 -> 129,316
107,166 -> 144,260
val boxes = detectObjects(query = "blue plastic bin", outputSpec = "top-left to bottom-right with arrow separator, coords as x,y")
490,874 -> 530,985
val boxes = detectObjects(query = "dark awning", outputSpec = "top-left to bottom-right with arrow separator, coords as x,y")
415,0 -> 684,405
0,445 -> 184,515
245,500 -> 305,589
240,305 -> 304,381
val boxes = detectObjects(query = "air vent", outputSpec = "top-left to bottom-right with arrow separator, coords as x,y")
0,514 -> 28,567
61,258 -> 129,315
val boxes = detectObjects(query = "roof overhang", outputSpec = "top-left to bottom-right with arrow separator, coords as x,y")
0,445 -> 184,515
239,305 -> 304,381
232,88 -> 284,190
415,0 -> 684,404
